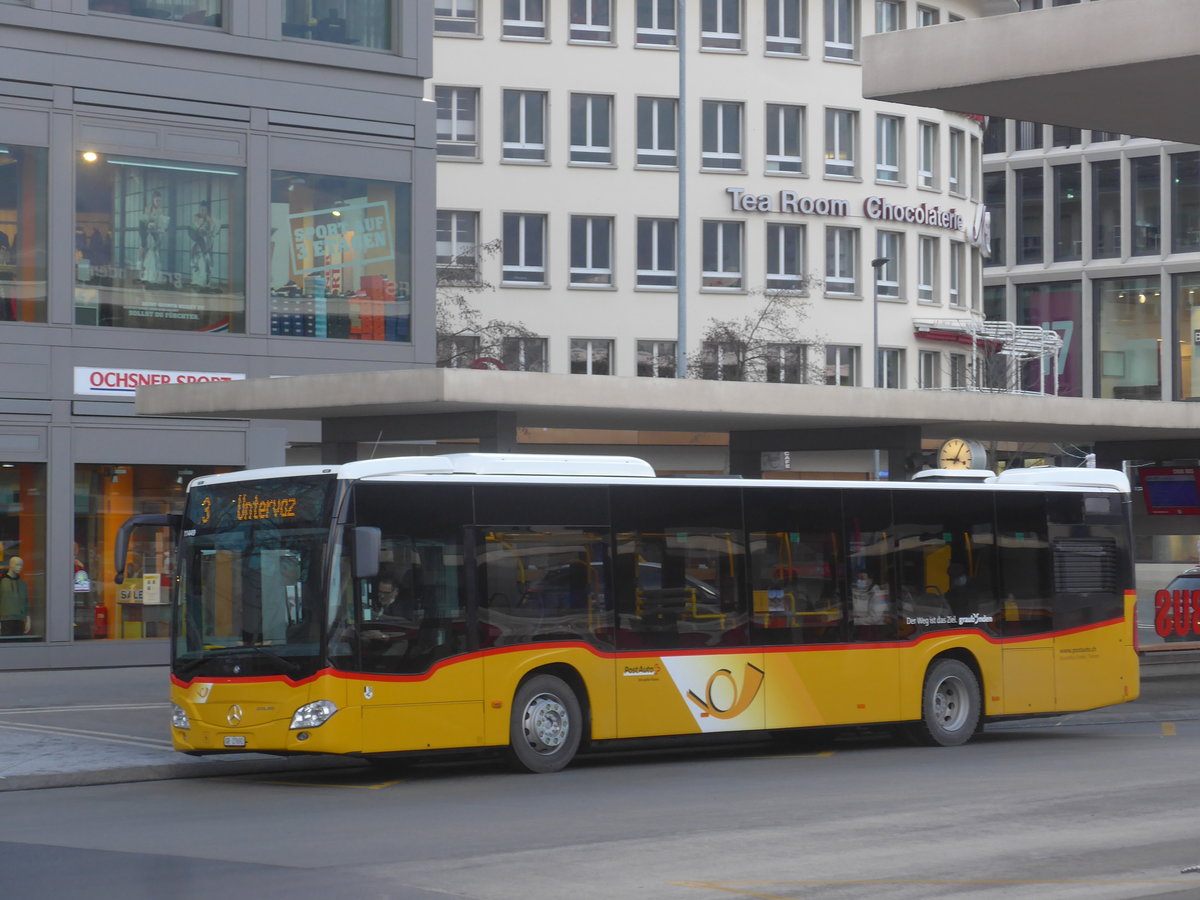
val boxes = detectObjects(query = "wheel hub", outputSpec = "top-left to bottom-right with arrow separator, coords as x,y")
523,693 -> 569,754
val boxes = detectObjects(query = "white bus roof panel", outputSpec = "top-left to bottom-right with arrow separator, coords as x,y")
342,453 -> 658,481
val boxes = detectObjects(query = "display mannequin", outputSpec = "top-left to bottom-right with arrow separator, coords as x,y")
0,556 -> 29,636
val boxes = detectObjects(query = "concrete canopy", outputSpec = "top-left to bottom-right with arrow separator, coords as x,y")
135,367 -> 1200,446
863,0 -> 1200,146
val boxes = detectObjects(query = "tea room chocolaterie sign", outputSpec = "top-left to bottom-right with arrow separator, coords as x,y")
725,187 -> 966,233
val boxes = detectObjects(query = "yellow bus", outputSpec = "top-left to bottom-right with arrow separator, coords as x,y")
117,453 -> 1139,773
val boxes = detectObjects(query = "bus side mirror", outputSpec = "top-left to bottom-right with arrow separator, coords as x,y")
353,526 -> 381,580
114,514 -> 181,585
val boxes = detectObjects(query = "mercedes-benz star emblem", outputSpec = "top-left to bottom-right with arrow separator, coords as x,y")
226,704 -> 243,727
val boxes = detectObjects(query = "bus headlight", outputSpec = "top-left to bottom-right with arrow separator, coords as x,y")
290,700 -> 338,730
171,703 -> 191,730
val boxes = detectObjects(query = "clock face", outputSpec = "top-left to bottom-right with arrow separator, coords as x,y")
939,439 -> 973,469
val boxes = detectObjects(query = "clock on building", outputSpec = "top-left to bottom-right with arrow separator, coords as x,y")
938,438 -> 988,470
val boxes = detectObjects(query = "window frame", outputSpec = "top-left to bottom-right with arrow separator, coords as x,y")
701,0 -> 744,50
875,0 -> 904,32
825,108 -> 858,178
875,114 -> 902,183
435,85 -> 480,160
823,0 -> 857,60
825,225 -> 859,295
501,335 -> 549,372
636,217 -> 678,289
920,350 -> 942,389
766,103 -> 805,175
825,344 -> 859,386
569,0 -> 613,43
502,89 -> 548,163
875,230 -> 903,299
503,0 -> 547,40
570,93 -> 614,166
569,215 -> 615,287
918,120 -> 938,189
702,220 -> 745,290
765,0 -> 805,56
501,212 -> 548,285
702,100 -> 745,171
948,127 -> 964,195
434,0 -> 479,35
637,339 -> 678,377
879,347 -> 905,388
636,0 -> 678,46
636,96 -> 679,168
436,209 -> 481,284
766,222 -> 807,293
918,234 -> 939,302
569,337 -> 614,375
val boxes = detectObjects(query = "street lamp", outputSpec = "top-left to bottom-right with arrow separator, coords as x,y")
870,256 -> 889,388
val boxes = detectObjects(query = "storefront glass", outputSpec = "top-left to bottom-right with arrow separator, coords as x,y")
0,464 -> 46,644
1094,275 -> 1162,401
1172,272 -> 1200,400
270,170 -> 412,342
1172,152 -> 1200,255
74,153 -> 246,332
0,143 -> 48,324
282,1 -> 392,49
1017,281 -> 1082,397
74,464 -> 232,641
89,1 -> 222,25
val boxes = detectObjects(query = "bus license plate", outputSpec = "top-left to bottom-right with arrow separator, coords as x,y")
223,735 -> 247,748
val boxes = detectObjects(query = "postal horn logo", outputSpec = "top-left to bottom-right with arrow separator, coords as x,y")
686,663 -> 765,719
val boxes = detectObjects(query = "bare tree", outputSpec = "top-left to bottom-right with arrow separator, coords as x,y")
687,283 -> 826,384
435,238 -> 534,368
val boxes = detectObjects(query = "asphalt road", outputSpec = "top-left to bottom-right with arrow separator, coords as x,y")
2,676 -> 1200,900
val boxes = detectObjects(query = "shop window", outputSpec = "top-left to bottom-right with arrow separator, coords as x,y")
74,153 -> 245,333
269,170 -> 411,342
0,143 -> 48,324
0,464 -> 45,643
1172,273 -> 1200,400
282,1 -> 392,49
73,464 -> 231,642
1094,276 -> 1162,401
90,0 -> 222,26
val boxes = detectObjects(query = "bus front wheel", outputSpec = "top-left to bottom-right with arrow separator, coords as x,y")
508,674 -> 582,773
911,658 -> 981,747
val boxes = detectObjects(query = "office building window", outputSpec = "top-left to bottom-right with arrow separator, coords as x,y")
701,341 -> 747,381
765,0 -> 804,54
918,235 -> 937,302
916,4 -> 937,26
950,353 -> 967,389
74,463 -> 232,642
1172,152 -> 1200,254
1130,155 -> 1161,256
75,153 -> 246,333
983,171 -> 1006,265
436,210 -> 479,284
917,121 -> 938,188
702,220 -> 744,289
570,94 -> 613,165
702,101 -> 744,170
570,0 -> 612,42
876,231 -> 902,298
1052,125 -> 1082,148
1090,130 -> 1121,144
984,284 -> 1005,321
825,344 -> 859,385
825,225 -> 858,294
0,463 -> 45,643
267,170 -> 409,341
875,115 -> 902,183
920,351 -> 941,389
637,97 -> 678,167
503,0 -> 546,38
970,136 -> 980,200
0,143 -> 47,324
948,128 -> 964,194
879,347 -> 905,388
1174,273 -> 1200,400
949,242 -> 964,307
766,223 -> 805,292
570,216 -> 613,286
438,335 -> 481,368
570,338 -> 613,374
1092,159 -> 1121,258
92,0 -> 221,27
435,0 -> 478,35
876,0 -> 903,32
1016,281 -> 1082,397
1095,276 -> 1161,401
1053,164 -> 1082,262
824,0 -> 856,59
282,1 -> 390,49
435,86 -> 479,159
825,108 -> 857,177
637,218 -> 677,288
766,343 -> 808,383
502,213 -> 546,284
502,336 -> 549,372
766,104 -> 804,174
983,117 -> 1006,155
637,340 -> 678,377
702,0 -> 743,49
1015,121 -> 1043,151
503,90 -> 547,162
1016,167 -> 1043,264
636,0 -> 677,46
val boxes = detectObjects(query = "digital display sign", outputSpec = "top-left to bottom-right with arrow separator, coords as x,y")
1140,467 -> 1200,515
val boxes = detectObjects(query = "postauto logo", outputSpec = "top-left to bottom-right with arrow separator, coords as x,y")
685,663 -> 765,720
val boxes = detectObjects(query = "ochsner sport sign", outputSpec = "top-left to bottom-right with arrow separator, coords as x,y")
75,366 -> 246,397
726,187 -> 965,233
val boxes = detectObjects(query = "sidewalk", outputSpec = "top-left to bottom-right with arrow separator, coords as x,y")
1,657 -> 1197,792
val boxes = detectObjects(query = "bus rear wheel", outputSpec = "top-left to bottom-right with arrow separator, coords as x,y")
911,658 -> 981,747
508,674 -> 582,774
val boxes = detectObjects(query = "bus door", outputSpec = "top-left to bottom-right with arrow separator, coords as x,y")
610,484 -> 761,739
997,493 -> 1056,714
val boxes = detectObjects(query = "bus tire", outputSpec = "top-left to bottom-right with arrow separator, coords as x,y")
912,658 -> 980,747
508,674 -> 582,774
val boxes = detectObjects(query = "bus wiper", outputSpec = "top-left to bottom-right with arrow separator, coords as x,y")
174,655 -> 210,677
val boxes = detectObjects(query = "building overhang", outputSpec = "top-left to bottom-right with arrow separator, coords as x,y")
134,367 -> 1200,447
863,0 -> 1200,146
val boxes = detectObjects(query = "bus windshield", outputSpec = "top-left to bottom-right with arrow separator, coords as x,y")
173,474 -> 338,679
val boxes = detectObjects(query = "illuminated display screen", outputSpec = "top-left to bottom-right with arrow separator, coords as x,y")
1141,468 -> 1200,515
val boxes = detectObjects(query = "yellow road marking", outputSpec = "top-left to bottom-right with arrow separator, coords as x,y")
1163,722 -> 1177,737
